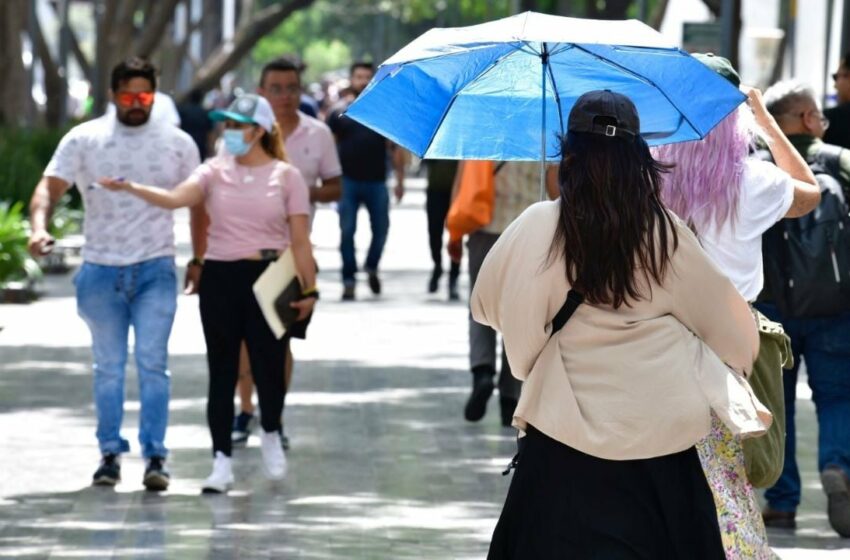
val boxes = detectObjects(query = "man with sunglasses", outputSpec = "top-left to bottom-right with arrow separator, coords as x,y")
825,51 -> 850,150
759,79 -> 850,536
27,57 -> 200,491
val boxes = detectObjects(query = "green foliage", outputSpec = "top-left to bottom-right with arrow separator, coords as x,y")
0,202 -> 41,288
0,127 -> 82,238
0,127 -> 70,209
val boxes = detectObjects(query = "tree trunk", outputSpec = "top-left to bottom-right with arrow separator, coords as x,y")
182,0 -> 316,100
0,0 -> 31,126
31,6 -> 65,127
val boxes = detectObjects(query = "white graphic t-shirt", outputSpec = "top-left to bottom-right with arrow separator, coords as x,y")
45,114 -> 200,265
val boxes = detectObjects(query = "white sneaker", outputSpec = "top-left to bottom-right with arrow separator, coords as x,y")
260,430 -> 287,480
201,451 -> 234,494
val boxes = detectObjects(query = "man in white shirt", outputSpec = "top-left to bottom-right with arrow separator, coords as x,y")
28,57 -> 200,491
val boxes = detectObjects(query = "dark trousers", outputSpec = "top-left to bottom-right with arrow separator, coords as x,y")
489,426 -> 724,560
426,188 -> 460,280
756,302 -> 850,511
199,260 -> 288,457
468,230 -> 520,400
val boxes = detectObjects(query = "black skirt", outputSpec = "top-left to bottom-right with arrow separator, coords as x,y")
488,426 -> 724,560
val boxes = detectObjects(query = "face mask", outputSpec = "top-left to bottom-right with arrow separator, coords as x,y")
223,129 -> 253,156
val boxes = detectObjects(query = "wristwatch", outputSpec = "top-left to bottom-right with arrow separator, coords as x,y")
188,257 -> 204,267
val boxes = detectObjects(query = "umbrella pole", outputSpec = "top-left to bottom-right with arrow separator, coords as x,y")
540,44 -> 548,201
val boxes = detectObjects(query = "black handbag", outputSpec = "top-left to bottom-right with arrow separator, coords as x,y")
272,276 -> 303,329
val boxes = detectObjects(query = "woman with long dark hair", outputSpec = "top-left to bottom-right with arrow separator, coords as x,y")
472,90 -> 766,558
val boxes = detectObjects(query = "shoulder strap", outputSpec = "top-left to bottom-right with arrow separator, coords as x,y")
813,144 -> 844,178
550,290 -> 584,338
494,162 -> 507,175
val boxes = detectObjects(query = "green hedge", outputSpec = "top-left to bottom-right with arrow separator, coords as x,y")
0,127 -> 80,210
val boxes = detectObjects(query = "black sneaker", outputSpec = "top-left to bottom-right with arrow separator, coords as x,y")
143,456 -> 170,492
464,370 -> 495,422
342,285 -> 356,301
92,453 -> 121,486
822,465 -> 850,537
428,267 -> 442,293
367,272 -> 382,295
232,411 -> 256,446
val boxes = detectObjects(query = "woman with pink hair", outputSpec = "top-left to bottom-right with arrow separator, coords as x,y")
653,54 -> 820,558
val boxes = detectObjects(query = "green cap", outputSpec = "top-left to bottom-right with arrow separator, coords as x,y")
692,53 -> 741,87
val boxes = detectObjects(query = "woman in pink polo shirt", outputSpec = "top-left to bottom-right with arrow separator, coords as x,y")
100,94 -> 315,493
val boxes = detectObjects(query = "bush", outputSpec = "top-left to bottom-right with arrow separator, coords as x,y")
0,127 -> 80,211
0,202 -> 41,288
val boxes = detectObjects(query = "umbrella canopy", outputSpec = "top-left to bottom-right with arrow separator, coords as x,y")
345,11 -> 746,161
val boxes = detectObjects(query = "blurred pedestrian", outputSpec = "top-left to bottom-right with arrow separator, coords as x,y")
756,79 -> 850,537
27,57 -> 200,491
425,159 -> 460,299
327,61 -> 406,300
475,90 -> 763,559
177,89 -> 215,161
454,162 -> 556,427
100,93 -> 316,493
653,54 -> 820,557
824,51 -> 850,149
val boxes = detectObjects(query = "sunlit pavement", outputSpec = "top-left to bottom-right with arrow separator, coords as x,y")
0,178 -> 846,558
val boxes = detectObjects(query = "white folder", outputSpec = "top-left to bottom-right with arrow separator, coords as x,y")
252,248 -> 297,339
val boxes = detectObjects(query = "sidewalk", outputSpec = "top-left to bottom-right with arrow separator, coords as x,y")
0,179 -> 846,558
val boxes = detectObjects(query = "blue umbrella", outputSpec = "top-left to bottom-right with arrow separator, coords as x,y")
346,11 -> 745,170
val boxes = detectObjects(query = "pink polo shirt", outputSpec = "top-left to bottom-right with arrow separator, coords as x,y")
284,112 -> 342,189
189,156 -> 311,261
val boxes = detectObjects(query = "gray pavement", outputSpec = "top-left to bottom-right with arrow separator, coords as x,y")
0,180 -> 847,558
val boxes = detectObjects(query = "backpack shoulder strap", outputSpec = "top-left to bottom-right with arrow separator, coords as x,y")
550,289 -> 584,337
813,144 -> 845,178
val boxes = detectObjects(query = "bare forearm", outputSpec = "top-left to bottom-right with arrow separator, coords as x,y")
189,204 -> 209,258
291,240 -> 316,289
763,122 -> 817,185
311,177 -> 341,203
124,183 -> 186,209
29,181 -> 55,233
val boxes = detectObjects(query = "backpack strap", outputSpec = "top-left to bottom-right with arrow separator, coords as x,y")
502,288 -> 584,478
550,289 -> 584,338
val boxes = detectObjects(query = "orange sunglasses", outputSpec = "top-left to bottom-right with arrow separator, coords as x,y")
116,91 -> 155,108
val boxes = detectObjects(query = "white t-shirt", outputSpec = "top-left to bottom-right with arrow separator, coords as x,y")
45,114 -> 200,265
698,159 -> 796,301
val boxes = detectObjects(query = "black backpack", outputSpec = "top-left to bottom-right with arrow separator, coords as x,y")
761,144 -> 850,318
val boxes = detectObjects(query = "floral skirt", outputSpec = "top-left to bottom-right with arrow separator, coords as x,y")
697,414 -> 775,559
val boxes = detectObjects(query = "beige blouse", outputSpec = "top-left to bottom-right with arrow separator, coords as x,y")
471,201 -> 769,461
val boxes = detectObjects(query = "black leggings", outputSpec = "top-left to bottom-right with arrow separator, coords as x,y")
199,260 -> 288,456
426,188 -> 460,279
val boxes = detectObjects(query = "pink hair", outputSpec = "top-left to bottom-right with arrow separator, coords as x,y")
652,105 -> 759,234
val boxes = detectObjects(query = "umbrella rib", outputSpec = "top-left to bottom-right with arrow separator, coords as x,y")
545,44 -> 566,142
420,45 -> 522,159
570,44 -> 702,138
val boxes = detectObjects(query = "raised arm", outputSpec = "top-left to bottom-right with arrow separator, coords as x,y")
99,177 -> 204,209
746,87 -> 820,218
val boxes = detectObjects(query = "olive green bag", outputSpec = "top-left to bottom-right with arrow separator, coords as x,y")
742,310 -> 793,488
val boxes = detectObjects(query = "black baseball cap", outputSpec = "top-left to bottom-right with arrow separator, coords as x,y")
567,90 -> 639,141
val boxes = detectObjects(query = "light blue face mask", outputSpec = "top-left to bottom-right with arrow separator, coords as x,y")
223,129 -> 253,156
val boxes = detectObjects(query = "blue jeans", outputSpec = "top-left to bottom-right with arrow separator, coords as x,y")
75,256 -> 177,459
338,177 -> 390,285
756,302 -> 850,512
